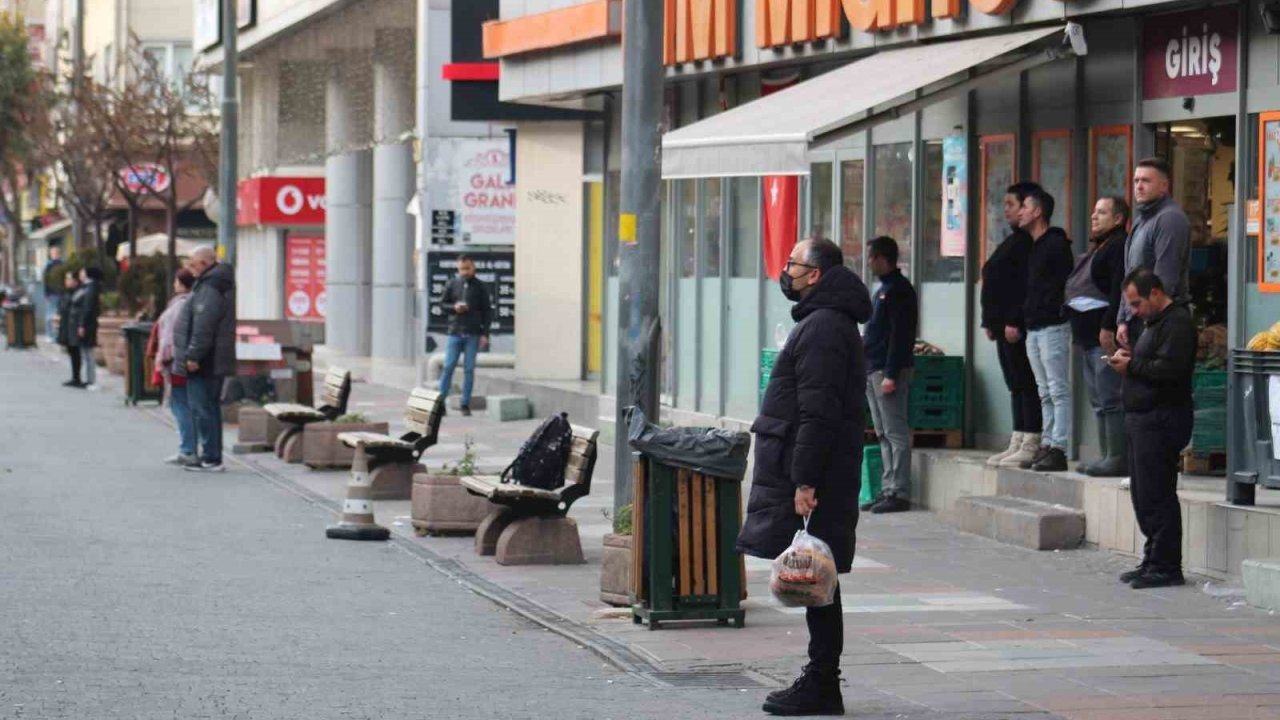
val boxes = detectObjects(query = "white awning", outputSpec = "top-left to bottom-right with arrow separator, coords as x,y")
26,218 -> 72,243
662,25 -> 1083,178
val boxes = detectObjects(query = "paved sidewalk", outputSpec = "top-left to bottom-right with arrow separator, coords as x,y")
26,346 -> 1280,718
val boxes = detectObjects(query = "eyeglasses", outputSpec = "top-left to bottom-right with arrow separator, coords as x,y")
784,260 -> 817,273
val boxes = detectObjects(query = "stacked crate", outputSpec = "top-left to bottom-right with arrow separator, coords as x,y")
909,356 -> 965,429
1185,368 -> 1227,474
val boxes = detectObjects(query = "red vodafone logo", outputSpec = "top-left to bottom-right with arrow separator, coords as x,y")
237,177 -> 326,226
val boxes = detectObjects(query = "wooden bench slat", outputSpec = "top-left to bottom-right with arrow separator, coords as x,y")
677,470 -> 692,597
705,478 -> 718,596
338,431 -> 413,450
692,473 -> 705,596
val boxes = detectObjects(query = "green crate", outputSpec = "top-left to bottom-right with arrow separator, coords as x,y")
860,446 -> 882,506
910,403 -> 963,430
913,355 -> 964,378
1193,369 -> 1227,390
910,375 -> 964,406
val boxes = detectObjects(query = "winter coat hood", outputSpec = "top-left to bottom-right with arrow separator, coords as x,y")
792,263 -> 874,325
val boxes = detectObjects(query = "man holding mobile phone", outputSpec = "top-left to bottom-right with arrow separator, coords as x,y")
437,255 -> 492,416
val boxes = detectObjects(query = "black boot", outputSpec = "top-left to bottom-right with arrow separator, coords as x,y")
763,666 -> 844,716
1086,412 -> 1128,477
1077,415 -> 1107,474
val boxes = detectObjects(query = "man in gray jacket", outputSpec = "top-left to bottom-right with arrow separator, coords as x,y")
174,247 -> 237,473
1117,157 -> 1190,349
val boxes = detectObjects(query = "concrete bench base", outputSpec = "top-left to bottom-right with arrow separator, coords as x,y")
411,473 -> 492,535
369,462 -> 424,501
954,495 -> 1085,551
475,508 -> 515,556
495,516 -> 585,566
236,407 -> 285,454
1244,559 -> 1280,611
487,395 -> 531,422
275,428 -> 304,464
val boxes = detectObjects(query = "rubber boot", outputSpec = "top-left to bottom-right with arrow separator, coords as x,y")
1086,413 -> 1128,477
1077,415 -> 1107,474
987,432 -> 1023,466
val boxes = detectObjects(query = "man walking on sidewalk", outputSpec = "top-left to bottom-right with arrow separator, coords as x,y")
1108,269 -> 1195,589
43,245 -> 63,341
1118,158 -> 1190,349
437,255 -> 492,416
982,182 -> 1043,468
861,236 -> 918,514
1018,186 -> 1074,472
175,247 -> 236,473
738,237 -> 871,717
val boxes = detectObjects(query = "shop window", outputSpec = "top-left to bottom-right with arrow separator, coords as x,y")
979,135 -> 1016,262
730,177 -> 759,278
702,178 -> 723,277
1033,130 -> 1072,234
678,180 -> 697,278
1258,112 -> 1280,291
873,143 -> 913,279
922,141 -> 963,282
1089,126 -> 1132,205
840,159 -> 865,276
810,163 -> 833,242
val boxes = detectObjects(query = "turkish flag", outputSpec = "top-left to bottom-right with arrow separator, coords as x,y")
762,176 -> 798,280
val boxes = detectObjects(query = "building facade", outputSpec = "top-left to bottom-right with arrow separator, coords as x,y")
486,0 -> 1280,460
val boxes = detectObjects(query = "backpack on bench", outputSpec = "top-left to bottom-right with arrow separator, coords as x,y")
501,412 -> 574,491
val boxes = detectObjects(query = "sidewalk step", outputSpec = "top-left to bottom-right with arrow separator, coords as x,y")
1243,559 -> 1280,611
953,495 -> 1085,551
996,467 -> 1086,509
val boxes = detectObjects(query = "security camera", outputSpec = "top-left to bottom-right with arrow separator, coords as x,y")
1065,23 -> 1088,56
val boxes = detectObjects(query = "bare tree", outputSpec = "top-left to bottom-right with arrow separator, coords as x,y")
0,13 -> 49,286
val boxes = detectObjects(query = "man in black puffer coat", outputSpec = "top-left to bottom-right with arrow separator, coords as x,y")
173,247 -> 236,473
738,237 -> 872,717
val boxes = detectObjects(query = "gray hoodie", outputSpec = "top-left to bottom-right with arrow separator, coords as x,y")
1120,195 -> 1190,324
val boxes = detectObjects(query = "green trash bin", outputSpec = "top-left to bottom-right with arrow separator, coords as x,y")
123,321 -> 162,406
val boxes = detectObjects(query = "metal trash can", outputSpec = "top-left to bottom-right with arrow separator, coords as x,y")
123,322 -> 161,406
1227,349 -> 1280,504
627,410 -> 750,630
3,302 -> 35,349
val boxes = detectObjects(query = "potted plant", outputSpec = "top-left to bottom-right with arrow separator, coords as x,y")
411,437 -> 496,536
301,412 -> 390,470
600,504 -> 634,607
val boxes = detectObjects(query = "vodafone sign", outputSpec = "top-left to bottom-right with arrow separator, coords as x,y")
236,177 -> 326,226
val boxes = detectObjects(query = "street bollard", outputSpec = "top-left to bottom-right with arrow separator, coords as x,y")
325,445 -> 391,541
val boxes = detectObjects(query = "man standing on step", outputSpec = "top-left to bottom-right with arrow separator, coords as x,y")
1018,186 -> 1074,473
861,236 -> 917,514
738,237 -> 871,717
437,254 -> 492,417
1118,158 -> 1190,350
1108,269 -> 1195,589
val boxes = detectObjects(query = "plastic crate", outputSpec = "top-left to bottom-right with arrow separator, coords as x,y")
910,375 -> 963,406
860,446 -> 882,506
913,355 -> 964,379
1193,369 -> 1227,390
910,403 -> 963,430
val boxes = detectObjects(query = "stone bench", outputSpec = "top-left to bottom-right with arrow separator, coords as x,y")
336,387 -> 445,500
264,366 -> 351,463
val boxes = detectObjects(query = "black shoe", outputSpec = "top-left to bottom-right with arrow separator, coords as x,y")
1019,446 -> 1050,470
870,494 -> 910,514
1119,564 -> 1147,584
763,666 -> 843,716
1130,568 -> 1186,589
1032,447 -> 1068,472
859,492 -> 883,512
184,461 -> 225,473
460,406 -> 472,417
62,380 -> 84,388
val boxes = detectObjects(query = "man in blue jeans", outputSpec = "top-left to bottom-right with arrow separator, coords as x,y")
1016,185 -> 1075,472
174,247 -> 237,473
437,255 -> 492,416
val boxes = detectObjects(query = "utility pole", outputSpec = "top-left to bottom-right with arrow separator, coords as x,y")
413,0 -> 431,388
69,0 -> 84,249
612,0 -> 663,515
218,0 -> 238,266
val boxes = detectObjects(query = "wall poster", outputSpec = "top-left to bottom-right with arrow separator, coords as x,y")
941,135 -> 967,258
1033,130 -> 1071,233
284,234 -> 326,322
1258,112 -> 1280,292
979,135 -> 1016,262
1090,126 -> 1132,204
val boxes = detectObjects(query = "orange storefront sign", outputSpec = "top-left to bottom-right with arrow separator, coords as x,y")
665,0 -> 738,64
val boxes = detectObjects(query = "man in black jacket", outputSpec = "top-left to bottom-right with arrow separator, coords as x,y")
981,182 -> 1042,468
70,267 -> 102,390
1108,269 -> 1195,589
738,237 -> 872,717
175,247 -> 237,473
861,236 -> 918,514
1018,186 -> 1074,472
437,255 -> 492,416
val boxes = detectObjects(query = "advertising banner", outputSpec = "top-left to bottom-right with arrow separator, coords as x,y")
284,235 -> 326,322
941,136 -> 968,258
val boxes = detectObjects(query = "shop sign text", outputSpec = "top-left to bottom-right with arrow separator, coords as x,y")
1143,7 -> 1238,100
453,140 -> 516,245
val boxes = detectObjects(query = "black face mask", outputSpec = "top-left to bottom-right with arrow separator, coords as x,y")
780,272 -> 803,302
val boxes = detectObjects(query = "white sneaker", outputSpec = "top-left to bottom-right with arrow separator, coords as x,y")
84,384 -> 100,392
1120,477 -> 1131,489
165,453 -> 197,466
987,432 -> 1023,466
184,461 -> 225,473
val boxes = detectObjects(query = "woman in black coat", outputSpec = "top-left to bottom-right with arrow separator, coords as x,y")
57,273 -> 82,387
68,267 -> 102,387
737,239 -> 872,716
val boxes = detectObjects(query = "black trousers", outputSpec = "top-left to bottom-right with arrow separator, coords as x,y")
806,581 -> 843,671
1126,405 -> 1192,572
996,336 -> 1042,433
68,346 -> 82,382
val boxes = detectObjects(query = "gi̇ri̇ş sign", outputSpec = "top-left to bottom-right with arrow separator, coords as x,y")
1143,7 -> 1238,100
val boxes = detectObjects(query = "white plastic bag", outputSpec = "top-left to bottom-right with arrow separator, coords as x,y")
769,517 -> 838,608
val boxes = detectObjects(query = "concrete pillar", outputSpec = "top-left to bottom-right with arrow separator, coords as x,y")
325,64 -> 373,356
370,51 -> 415,361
